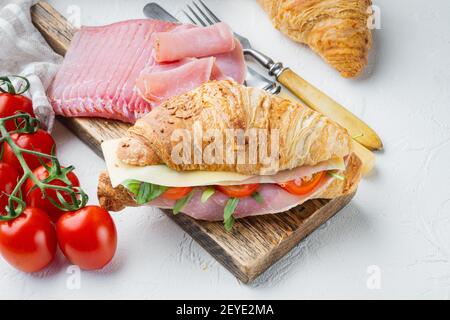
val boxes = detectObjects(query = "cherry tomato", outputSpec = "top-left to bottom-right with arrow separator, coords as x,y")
0,207 -> 57,273
0,93 -> 35,133
56,206 -> 117,270
216,184 -> 260,198
279,172 -> 326,195
24,165 -> 80,223
162,187 -> 194,200
0,163 -> 21,216
2,130 -> 56,172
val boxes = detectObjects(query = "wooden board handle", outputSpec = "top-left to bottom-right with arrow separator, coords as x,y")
278,68 -> 383,151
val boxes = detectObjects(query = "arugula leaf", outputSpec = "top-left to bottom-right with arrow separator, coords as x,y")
328,171 -> 345,181
124,180 -> 168,205
123,180 -> 141,195
252,192 -> 264,204
201,187 -> 216,203
173,190 -> 195,215
224,198 -> 239,232
224,215 -> 235,232
137,183 -> 151,205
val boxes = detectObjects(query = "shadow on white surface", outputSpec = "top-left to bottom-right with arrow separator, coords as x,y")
250,203 -> 372,288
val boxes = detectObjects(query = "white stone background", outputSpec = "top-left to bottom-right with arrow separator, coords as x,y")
1,0 -> 450,299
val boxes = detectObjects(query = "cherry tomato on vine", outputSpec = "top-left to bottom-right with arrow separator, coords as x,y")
279,172 -> 326,196
2,129 -> 56,172
162,187 -> 193,200
24,165 -> 81,223
0,207 -> 57,273
0,163 -> 21,216
57,206 -> 117,270
216,184 -> 260,198
0,93 -> 35,133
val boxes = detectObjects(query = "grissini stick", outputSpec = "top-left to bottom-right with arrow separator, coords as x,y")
248,50 -> 383,151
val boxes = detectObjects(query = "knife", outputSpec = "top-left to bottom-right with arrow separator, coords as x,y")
143,3 -> 281,94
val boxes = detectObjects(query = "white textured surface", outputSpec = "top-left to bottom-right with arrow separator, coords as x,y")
1,0 -> 450,299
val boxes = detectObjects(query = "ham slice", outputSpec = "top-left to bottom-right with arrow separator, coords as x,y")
136,57 -> 215,103
48,19 -> 178,123
213,40 -> 247,84
148,176 -> 335,221
152,22 -> 235,63
48,19 -> 246,123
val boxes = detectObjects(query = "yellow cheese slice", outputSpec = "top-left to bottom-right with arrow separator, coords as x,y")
102,139 -> 346,188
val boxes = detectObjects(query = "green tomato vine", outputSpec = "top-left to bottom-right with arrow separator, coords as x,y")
0,76 -> 88,221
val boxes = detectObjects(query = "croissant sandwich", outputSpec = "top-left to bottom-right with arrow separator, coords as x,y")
258,0 -> 373,78
98,80 -> 362,230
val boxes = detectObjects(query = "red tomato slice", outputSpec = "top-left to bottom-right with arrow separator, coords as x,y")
0,207 -> 57,273
2,130 -> 56,172
56,206 -> 117,271
0,163 -> 21,216
279,172 -> 326,196
162,187 -> 194,200
216,184 -> 260,198
24,164 -> 80,223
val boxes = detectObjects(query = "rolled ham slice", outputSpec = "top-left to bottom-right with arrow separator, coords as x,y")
136,57 -> 215,103
213,40 -> 246,84
152,22 -> 236,63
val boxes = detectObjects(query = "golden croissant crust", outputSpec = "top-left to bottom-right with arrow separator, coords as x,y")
117,80 -> 353,175
258,0 -> 372,78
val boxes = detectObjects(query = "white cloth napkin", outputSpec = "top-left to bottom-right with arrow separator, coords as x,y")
0,0 -> 62,131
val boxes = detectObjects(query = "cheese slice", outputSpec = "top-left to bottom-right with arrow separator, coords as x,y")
102,139 -> 346,188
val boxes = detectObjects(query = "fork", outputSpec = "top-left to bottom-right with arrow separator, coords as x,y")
183,0 -> 383,151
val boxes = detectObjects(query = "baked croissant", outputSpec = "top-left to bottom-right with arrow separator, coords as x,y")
98,81 -> 362,217
258,0 -> 372,78
117,80 -> 353,175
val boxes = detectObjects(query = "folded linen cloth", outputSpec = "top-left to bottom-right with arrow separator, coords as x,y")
0,0 -> 62,131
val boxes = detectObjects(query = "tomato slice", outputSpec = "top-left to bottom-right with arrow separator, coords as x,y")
162,187 -> 194,200
216,184 -> 260,198
279,172 -> 326,195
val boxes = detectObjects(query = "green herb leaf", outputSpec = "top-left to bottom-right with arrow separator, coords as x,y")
173,190 -> 195,215
148,184 -> 168,202
224,215 -> 235,232
127,181 -> 168,205
201,187 -> 216,203
224,198 -> 239,232
328,172 -> 345,181
252,192 -> 264,204
136,183 -> 151,205
123,180 -> 141,195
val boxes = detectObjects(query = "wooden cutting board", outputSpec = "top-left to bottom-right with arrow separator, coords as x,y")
30,1 -> 356,283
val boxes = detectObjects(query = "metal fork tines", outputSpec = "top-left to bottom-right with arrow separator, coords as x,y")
183,0 -> 250,49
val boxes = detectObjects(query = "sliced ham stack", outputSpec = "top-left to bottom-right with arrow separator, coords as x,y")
47,20 -> 246,123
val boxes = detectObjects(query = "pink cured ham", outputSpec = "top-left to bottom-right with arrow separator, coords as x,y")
213,40 -> 247,84
144,159 -> 345,221
152,22 -> 235,63
48,19 -> 179,123
148,176 -> 335,221
136,57 -> 215,103
48,19 -> 246,123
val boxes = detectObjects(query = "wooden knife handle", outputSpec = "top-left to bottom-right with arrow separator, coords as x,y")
278,68 -> 383,151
